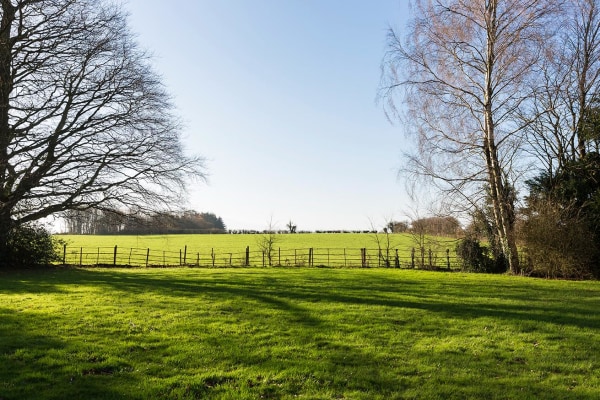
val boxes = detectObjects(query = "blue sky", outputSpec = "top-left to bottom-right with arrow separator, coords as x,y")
125,0 -> 412,231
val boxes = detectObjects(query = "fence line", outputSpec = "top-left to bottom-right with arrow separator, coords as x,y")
60,244 -> 462,270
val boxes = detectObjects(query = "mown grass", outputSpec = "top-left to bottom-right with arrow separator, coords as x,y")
0,267 -> 598,399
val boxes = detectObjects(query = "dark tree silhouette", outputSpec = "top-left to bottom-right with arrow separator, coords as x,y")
0,0 -> 204,265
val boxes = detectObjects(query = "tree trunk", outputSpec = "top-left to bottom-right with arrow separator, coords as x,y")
0,209 -> 13,267
0,3 -> 14,268
484,0 -> 519,274
484,122 -> 520,274
0,2 -> 13,194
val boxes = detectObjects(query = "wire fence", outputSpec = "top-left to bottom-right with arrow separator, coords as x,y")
59,244 -> 463,270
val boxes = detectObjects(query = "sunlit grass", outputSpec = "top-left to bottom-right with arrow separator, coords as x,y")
57,232 -> 451,253
1,267 -> 598,399
57,233 -> 457,267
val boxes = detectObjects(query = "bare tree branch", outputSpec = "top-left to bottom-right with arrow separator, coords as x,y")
379,0 -> 563,273
0,0 -> 205,258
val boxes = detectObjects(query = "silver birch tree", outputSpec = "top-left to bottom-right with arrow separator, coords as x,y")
381,0 -> 562,273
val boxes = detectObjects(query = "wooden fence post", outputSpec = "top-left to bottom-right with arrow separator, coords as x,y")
428,248 -> 433,269
184,245 -> 187,265
361,248 -> 367,268
113,245 -> 117,266
309,248 -> 313,267
63,244 -> 67,264
211,248 -> 215,267
245,246 -> 250,266
395,249 -> 400,268
146,248 -> 150,267
411,248 -> 415,269
446,249 -> 450,270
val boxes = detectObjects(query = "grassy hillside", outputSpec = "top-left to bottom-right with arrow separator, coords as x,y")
1,267 -> 599,399
58,232 -> 428,251
57,233 -> 458,267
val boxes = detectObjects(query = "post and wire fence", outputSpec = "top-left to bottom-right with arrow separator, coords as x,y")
59,244 -> 462,270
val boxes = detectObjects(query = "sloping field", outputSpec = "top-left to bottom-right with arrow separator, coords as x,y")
0,267 -> 598,399
58,233 -> 423,252
57,233 -> 457,267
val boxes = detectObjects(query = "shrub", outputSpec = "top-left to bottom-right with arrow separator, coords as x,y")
520,201 -> 599,279
455,237 -> 506,273
4,224 -> 63,268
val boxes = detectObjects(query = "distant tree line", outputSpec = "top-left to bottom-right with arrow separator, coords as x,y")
227,217 -> 462,237
387,217 -> 461,237
227,230 -> 377,235
63,209 -> 226,235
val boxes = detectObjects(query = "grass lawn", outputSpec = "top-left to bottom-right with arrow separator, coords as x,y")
0,267 -> 599,399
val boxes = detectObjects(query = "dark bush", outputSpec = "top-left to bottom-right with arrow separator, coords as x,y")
4,224 -> 62,268
455,237 -> 506,273
520,200 -> 599,279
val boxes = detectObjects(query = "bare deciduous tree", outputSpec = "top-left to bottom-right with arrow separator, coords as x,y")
286,220 -> 297,234
380,0 -> 562,273
0,0 -> 204,262
523,0 -> 600,174
257,218 -> 280,266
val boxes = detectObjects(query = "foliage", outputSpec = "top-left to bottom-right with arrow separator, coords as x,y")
522,153 -> 600,278
455,237 -> 506,274
2,224 -> 62,268
520,200 -> 599,279
0,268 -> 599,399
579,98 -> 600,145
467,207 -> 500,254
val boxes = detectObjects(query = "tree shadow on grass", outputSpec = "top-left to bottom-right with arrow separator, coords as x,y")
1,268 -> 599,399
0,269 -> 599,400
2,268 -> 599,330
51,268 -> 600,330
0,307 -> 146,400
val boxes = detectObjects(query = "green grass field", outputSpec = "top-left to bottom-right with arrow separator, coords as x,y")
58,233 -> 425,252
57,233 -> 458,267
1,267 -> 599,399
